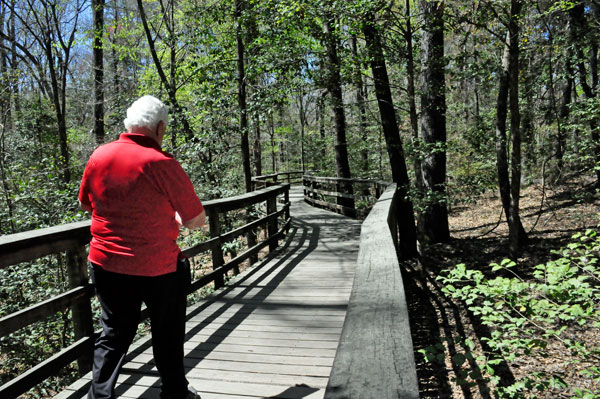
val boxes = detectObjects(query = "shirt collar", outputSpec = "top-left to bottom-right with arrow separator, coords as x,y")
118,132 -> 162,151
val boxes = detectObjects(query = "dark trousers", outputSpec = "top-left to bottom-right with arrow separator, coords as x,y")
87,264 -> 188,399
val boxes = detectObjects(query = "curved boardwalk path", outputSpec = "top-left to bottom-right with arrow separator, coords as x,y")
57,187 -> 361,399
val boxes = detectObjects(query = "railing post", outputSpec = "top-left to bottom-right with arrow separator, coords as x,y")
284,186 -> 290,222
246,206 -> 258,266
303,176 -> 307,199
66,244 -> 94,376
267,195 -> 278,252
207,208 -> 225,289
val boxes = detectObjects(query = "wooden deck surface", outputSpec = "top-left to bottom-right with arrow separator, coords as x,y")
57,187 -> 361,399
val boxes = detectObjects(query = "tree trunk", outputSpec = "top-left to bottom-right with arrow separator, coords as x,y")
350,35 -> 368,175
92,0 -> 105,145
298,91 -> 306,172
44,32 -> 70,183
570,1 -> 600,186
269,111 -> 276,172
253,115 -> 262,176
111,4 -> 120,99
9,0 -> 18,116
363,12 -> 418,258
404,0 -> 423,192
234,0 -> 252,192
553,37 -> 574,172
317,92 -> 326,172
508,0 -> 526,257
419,0 -> 449,244
591,2 -> 598,92
496,33 -> 511,228
496,32 -> 526,255
323,16 -> 354,216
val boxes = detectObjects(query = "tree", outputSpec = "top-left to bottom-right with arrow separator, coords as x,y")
507,0 -> 526,256
350,34 -> 369,175
419,0 -> 449,244
403,0 -> 423,190
569,1 -> 600,186
92,0 -> 105,145
362,10 -> 418,258
234,0 -> 252,192
0,0 -> 86,184
494,0 -> 527,256
137,0 -> 195,142
322,13 -> 355,216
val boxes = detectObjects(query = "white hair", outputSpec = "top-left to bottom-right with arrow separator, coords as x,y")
123,95 -> 169,132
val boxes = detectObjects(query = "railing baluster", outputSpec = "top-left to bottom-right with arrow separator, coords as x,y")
207,208 -> 225,289
266,196 -> 277,252
66,244 -> 94,375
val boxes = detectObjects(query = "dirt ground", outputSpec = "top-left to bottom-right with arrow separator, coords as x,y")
403,174 -> 600,399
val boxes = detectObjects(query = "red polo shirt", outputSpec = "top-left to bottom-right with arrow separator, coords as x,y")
78,133 -> 204,276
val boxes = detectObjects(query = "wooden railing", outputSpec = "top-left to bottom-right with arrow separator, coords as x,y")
251,171 -> 304,189
0,183 -> 291,399
324,183 -> 419,399
303,175 -> 390,218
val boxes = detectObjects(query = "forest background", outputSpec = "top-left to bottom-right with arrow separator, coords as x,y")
0,0 -> 599,398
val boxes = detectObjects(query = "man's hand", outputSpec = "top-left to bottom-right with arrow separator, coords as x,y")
176,210 -> 206,230
78,199 -> 92,213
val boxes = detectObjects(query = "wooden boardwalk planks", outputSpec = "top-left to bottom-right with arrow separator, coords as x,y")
56,187 -> 361,399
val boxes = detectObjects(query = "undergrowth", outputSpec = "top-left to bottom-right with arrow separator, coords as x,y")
422,229 -> 600,398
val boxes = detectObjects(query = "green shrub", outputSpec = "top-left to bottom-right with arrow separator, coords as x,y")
429,230 -> 600,398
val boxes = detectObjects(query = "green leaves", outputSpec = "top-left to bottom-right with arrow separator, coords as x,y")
434,230 -> 600,398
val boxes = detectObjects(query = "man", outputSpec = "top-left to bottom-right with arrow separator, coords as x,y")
79,95 -> 205,399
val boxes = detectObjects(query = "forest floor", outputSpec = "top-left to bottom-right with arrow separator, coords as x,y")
404,173 -> 600,399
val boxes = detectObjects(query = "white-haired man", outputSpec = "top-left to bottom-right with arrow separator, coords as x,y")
79,95 -> 205,399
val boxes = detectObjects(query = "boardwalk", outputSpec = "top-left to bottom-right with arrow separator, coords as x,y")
57,187 -> 362,399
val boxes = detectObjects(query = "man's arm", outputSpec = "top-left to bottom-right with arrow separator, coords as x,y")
78,199 -> 92,213
176,210 -> 206,230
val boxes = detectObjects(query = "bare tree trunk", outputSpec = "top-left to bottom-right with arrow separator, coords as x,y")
8,0 -> 17,116
0,120 -> 14,233
323,15 -> 354,216
419,0 -> 449,244
570,1 -> 600,186
111,4 -> 120,98
363,11 -> 417,258
556,58 -> 573,170
234,0 -> 252,192
253,115 -> 262,176
298,91 -> 306,172
92,0 -> 105,145
317,92 -> 326,172
508,0 -> 526,257
350,35 -> 368,175
404,0 -> 423,192
269,111 -> 275,172
496,33 -> 511,227
591,2 -> 599,92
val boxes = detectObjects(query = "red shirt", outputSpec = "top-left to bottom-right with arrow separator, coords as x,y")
78,133 -> 204,276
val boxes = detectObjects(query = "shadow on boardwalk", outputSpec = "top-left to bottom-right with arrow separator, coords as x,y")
59,188 -> 361,399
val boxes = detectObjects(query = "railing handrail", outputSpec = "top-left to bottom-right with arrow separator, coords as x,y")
303,174 -> 390,186
324,183 -> 419,399
0,184 -> 290,267
302,174 -> 392,218
251,171 -> 304,180
251,171 -> 306,189
0,183 -> 291,399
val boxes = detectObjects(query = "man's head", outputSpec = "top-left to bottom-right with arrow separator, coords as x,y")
123,95 -> 169,145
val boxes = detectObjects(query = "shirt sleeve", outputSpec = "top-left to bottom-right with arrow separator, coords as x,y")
151,159 -> 204,223
78,158 -> 93,207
